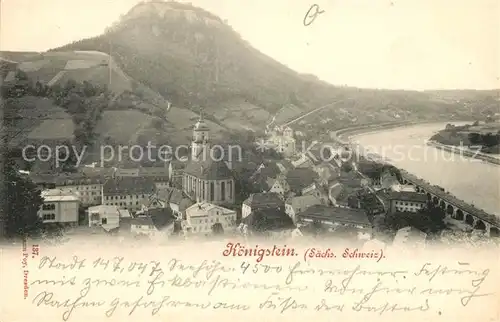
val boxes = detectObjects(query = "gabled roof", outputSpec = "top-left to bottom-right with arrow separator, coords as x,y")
243,192 -> 284,207
103,177 -> 156,195
286,195 -> 323,210
388,191 -> 428,203
148,207 -> 177,229
298,204 -> 370,226
286,168 -> 318,193
179,198 -> 194,211
130,216 -> 156,227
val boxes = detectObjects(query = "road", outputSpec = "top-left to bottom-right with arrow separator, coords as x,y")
281,99 -> 352,127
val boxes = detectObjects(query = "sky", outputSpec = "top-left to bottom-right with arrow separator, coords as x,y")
0,0 -> 499,90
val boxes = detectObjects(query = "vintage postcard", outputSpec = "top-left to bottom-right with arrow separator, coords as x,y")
0,0 -> 499,321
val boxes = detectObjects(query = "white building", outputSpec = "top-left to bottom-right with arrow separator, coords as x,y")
388,191 -> 428,214
53,176 -> 105,206
38,189 -> 79,225
87,205 -> 131,231
185,202 -> 237,235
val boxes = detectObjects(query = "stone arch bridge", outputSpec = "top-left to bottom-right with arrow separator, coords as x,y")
400,171 -> 500,237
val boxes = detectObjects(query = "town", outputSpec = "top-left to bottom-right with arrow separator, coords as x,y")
9,114 -> 498,249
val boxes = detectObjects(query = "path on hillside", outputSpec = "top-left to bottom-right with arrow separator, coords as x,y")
281,98 -> 353,127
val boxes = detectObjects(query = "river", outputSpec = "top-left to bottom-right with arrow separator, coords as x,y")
352,122 -> 500,217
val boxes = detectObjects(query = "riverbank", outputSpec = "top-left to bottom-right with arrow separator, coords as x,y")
426,140 -> 500,166
331,121 -> 419,144
331,120 -> 456,144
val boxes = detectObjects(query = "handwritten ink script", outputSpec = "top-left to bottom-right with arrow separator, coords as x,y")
14,253 -> 497,321
303,4 -> 325,26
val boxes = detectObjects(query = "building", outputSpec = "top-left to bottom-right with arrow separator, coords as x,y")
87,205 -> 131,231
185,202 -> 237,235
286,168 -> 318,195
274,136 -> 296,157
251,160 -> 292,179
146,187 -> 192,216
285,195 -> 323,223
114,166 -> 170,189
38,189 -> 79,225
182,116 -> 235,205
102,177 -> 156,213
266,126 -> 296,157
388,191 -> 428,214
313,163 -> 338,185
240,207 -> 296,237
130,216 -> 158,237
147,208 -> 178,235
31,170 -> 112,206
242,192 -> 285,219
266,175 -> 290,197
297,204 -> 371,233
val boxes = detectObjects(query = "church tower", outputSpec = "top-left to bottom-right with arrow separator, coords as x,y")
191,114 -> 210,161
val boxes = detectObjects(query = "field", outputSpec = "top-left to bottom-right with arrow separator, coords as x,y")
94,110 -> 155,145
212,99 -> 271,131
27,119 -> 74,140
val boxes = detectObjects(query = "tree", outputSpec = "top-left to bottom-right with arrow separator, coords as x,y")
57,141 -> 79,172
1,153 -> 43,238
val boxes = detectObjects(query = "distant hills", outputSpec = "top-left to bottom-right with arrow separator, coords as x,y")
1,0 -> 498,150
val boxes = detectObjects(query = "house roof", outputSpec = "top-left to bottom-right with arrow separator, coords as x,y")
286,168 -> 318,193
184,159 -> 233,180
148,207 -> 177,229
388,191 -> 428,203
179,198 -> 194,211
88,205 -> 120,214
243,192 -> 284,207
130,216 -> 156,227
80,167 -> 115,178
186,202 -> 236,218
32,171 -> 107,186
297,205 -> 370,226
266,176 -> 289,191
41,189 -> 79,202
338,171 -> 363,188
139,166 -> 169,177
103,177 -> 156,195
242,208 -> 295,232
286,195 -> 323,210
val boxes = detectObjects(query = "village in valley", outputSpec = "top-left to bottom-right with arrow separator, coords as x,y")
22,113 -> 491,249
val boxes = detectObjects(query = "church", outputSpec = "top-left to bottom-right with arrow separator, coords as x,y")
182,116 -> 236,205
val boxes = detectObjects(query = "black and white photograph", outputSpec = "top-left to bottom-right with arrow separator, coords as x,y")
0,0 -> 498,321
